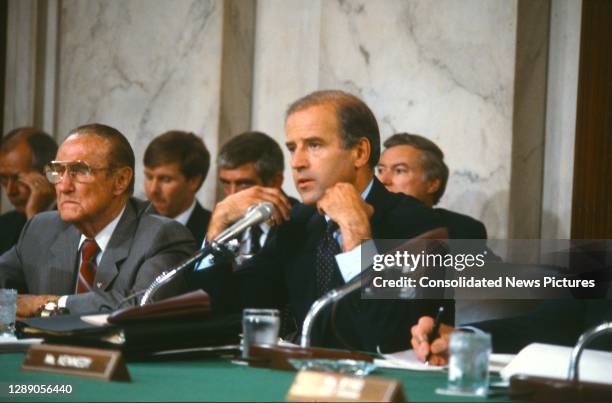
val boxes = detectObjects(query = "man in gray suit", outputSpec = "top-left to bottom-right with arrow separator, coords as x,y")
0,124 -> 196,317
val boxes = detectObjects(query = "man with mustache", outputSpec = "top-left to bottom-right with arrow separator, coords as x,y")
195,90 -> 450,352
0,124 -> 195,317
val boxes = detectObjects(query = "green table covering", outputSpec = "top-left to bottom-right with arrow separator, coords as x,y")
0,353 -> 510,402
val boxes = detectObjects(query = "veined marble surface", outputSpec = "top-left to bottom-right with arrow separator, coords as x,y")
56,0 -> 223,208
542,0 -> 581,239
253,0 -> 518,237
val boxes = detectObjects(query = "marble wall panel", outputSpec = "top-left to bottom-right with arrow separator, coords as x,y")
541,0 -> 581,239
56,0 -> 223,208
251,0 -> 322,195
253,0 -> 518,238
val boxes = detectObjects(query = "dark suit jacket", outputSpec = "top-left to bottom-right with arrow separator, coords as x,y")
0,198 -> 197,314
195,178 -> 453,352
0,210 -> 27,255
434,208 -> 487,239
472,299 -> 612,353
146,201 -> 211,247
185,202 -> 211,247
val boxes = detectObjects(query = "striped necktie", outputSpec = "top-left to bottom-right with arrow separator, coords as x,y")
77,238 -> 100,293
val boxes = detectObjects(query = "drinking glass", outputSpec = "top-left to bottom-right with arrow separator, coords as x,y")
242,308 -> 280,359
0,289 -> 18,338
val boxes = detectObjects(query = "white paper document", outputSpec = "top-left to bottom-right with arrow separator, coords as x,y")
80,313 -> 110,327
375,349 -> 446,372
375,349 -> 515,373
501,343 -> 612,386
0,336 -> 43,353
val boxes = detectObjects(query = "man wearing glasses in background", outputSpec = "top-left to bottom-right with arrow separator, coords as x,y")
0,123 -> 196,317
0,128 -> 58,254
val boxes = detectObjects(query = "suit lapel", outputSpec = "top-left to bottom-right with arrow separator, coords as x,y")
49,224 -> 81,294
366,178 -> 388,237
95,201 -> 137,291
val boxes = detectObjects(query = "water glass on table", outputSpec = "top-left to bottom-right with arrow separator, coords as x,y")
242,308 -> 280,359
437,331 -> 492,397
0,289 -> 18,338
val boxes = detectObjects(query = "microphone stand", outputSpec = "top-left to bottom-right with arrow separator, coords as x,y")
139,202 -> 275,306
139,241 -> 229,306
300,277 -> 363,348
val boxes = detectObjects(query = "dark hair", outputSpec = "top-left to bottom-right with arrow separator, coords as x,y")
1,127 -> 58,172
217,131 -> 284,185
286,90 -> 380,169
144,131 -> 210,190
68,123 -> 135,194
383,133 -> 449,205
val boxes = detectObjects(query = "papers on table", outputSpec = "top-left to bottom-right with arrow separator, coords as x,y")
374,349 -> 515,373
375,349 -> 445,372
0,335 -> 43,353
80,314 -> 110,327
501,343 -> 612,386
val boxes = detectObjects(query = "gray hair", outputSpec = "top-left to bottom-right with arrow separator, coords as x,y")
383,133 -> 448,205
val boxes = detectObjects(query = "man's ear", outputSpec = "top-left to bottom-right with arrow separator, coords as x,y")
112,167 -> 133,195
427,178 -> 441,196
187,175 -> 203,193
266,172 -> 284,189
351,138 -> 371,169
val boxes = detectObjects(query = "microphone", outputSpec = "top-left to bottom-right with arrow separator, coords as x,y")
214,202 -> 275,244
139,202 -> 275,306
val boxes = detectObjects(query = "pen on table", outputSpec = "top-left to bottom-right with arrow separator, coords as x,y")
425,306 -> 444,365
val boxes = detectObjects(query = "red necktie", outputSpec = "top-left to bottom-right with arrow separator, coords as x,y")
77,239 -> 100,293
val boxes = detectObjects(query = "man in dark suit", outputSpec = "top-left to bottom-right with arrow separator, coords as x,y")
0,124 -> 196,317
0,128 -> 58,254
376,133 -> 487,239
195,90 -> 449,352
215,131 -> 297,264
143,131 -> 211,246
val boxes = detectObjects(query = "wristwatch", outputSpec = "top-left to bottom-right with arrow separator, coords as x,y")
37,300 -> 69,317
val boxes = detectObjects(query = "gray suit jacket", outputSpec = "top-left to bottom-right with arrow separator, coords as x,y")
0,198 -> 197,314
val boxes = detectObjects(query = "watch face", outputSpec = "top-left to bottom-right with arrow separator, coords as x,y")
44,302 -> 56,310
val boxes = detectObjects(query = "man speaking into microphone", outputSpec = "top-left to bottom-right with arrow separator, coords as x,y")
195,90 -> 448,352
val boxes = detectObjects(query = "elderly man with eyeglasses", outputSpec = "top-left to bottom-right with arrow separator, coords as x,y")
0,123 -> 196,317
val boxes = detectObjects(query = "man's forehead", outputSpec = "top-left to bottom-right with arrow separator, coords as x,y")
144,161 -> 182,174
59,134 -> 109,158
0,141 -> 33,171
383,145 -> 423,162
285,109 -> 341,145
218,163 -> 260,181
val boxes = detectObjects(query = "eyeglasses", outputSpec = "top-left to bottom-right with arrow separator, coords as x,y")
44,160 -> 112,184
0,173 -> 19,187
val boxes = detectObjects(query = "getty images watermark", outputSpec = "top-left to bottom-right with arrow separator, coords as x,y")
360,239 -> 611,300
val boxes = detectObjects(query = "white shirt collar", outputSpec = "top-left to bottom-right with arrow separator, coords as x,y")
173,199 -> 197,226
78,204 -> 126,261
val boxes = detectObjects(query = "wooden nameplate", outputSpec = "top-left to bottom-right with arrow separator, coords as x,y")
248,345 -> 373,371
287,370 -> 405,402
22,344 -> 131,382
510,374 -> 612,401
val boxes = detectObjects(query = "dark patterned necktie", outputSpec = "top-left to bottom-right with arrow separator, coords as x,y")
77,239 -> 100,293
315,220 -> 341,296
246,225 -> 263,255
